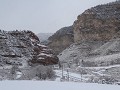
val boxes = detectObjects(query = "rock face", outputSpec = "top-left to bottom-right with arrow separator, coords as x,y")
48,26 -> 74,55
58,1 -> 120,67
0,30 -> 58,67
73,1 -> 120,43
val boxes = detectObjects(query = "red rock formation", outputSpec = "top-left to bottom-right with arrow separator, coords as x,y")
0,30 -> 59,67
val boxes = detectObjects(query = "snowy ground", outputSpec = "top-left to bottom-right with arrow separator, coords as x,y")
0,81 -> 120,90
54,64 -> 120,83
55,70 -> 83,82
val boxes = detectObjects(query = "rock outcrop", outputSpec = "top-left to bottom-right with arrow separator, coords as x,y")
58,1 -> 120,67
73,1 -> 120,43
0,30 -> 58,67
48,26 -> 74,55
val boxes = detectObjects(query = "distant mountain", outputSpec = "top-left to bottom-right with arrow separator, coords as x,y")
48,26 -> 74,55
37,33 -> 53,42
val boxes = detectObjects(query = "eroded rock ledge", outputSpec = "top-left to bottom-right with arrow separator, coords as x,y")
0,30 -> 58,67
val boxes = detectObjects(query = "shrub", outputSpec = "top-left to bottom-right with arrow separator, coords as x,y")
20,65 -> 55,80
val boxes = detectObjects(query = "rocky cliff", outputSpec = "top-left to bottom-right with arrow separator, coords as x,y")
73,1 -> 120,43
0,30 -> 58,67
48,26 -> 74,55
58,1 -> 120,67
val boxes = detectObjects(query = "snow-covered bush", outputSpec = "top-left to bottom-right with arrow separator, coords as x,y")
10,65 -> 19,75
98,76 -> 118,84
87,76 -> 98,83
87,75 -> 118,84
78,68 -> 87,75
8,65 -> 20,80
34,65 -> 55,80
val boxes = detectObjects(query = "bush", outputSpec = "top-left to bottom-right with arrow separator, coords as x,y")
87,75 -> 118,84
8,65 -> 19,80
20,65 -> 55,80
78,68 -> 87,75
99,76 -> 118,84
34,65 -> 55,80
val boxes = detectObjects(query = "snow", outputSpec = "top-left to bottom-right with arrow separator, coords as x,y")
37,44 -> 47,47
55,70 -> 81,79
39,53 -> 52,57
55,64 -> 120,83
87,53 -> 120,62
16,72 -> 22,79
92,39 -> 120,55
55,69 -> 92,82
38,57 -> 45,59
0,81 -> 120,90
83,64 -> 120,70
43,48 -> 48,51
30,38 -> 36,42
58,39 -> 120,67
0,66 -> 12,69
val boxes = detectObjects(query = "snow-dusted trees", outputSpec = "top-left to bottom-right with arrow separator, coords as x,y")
20,65 -> 55,80
8,65 -> 20,80
33,65 -> 55,80
88,75 -> 118,84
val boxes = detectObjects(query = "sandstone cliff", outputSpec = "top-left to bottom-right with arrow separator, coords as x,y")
73,1 -> 120,43
48,26 -> 74,55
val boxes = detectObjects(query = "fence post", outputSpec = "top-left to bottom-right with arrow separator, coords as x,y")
67,69 -> 69,81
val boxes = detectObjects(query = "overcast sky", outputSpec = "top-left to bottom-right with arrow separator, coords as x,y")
0,0 -> 116,34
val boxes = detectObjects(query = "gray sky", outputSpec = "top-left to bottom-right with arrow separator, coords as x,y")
0,0 -> 116,34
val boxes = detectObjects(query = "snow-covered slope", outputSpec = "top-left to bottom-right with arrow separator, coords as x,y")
92,39 -> 120,56
58,38 -> 120,67
58,41 -> 104,63
55,64 -> 120,84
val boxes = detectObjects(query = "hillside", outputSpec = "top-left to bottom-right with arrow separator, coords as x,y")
73,0 -> 120,43
59,1 -> 120,67
48,26 -> 74,55
0,30 -> 58,67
